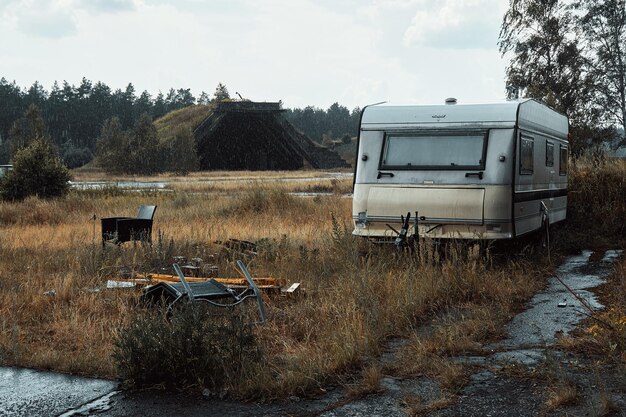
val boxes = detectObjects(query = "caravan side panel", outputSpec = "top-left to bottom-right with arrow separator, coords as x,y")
513,101 -> 568,237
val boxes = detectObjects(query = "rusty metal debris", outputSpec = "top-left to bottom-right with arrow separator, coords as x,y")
141,261 -> 267,323
103,256 -> 290,295
168,256 -> 219,277
235,260 -> 266,324
142,272 -> 235,305
103,248 -> 300,323
147,273 -> 282,291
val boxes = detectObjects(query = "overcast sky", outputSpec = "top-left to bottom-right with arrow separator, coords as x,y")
0,0 -> 510,109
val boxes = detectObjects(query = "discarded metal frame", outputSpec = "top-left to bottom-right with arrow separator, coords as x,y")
141,261 -> 267,324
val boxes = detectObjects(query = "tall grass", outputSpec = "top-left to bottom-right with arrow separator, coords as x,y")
561,156 -> 626,249
0,161 -> 623,398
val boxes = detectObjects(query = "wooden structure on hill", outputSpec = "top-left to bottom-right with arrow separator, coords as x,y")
193,101 -> 349,170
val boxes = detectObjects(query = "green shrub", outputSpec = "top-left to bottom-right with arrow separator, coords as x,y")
0,138 -> 71,201
113,304 -> 259,392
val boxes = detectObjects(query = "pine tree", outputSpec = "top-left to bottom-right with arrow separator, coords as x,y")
8,104 -> 46,158
95,117 -> 128,173
0,137 -> 71,201
129,113 -> 161,174
197,91 -> 210,105
213,83 -> 230,102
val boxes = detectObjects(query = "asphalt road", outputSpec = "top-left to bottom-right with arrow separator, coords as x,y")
0,367 -> 117,417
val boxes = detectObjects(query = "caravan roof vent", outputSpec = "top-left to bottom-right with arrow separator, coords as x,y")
445,97 -> 457,105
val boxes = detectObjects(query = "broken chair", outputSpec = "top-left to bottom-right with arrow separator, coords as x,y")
141,261 -> 267,324
101,205 -> 157,246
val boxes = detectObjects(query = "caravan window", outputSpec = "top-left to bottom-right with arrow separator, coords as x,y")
559,145 -> 568,175
380,131 -> 487,170
520,135 -> 534,175
546,141 -> 554,167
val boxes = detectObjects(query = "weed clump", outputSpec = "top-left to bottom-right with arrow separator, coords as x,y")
225,186 -> 309,215
113,304 -> 259,393
563,157 -> 626,249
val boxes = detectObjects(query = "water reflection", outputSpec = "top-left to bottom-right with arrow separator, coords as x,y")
69,181 -> 167,190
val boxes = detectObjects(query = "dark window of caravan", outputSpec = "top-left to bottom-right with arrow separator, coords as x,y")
520,135 -> 534,175
379,132 -> 486,170
546,141 -> 554,167
559,144 -> 568,175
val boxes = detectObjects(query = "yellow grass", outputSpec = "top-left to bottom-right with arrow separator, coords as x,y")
0,186 -> 542,395
545,384 -> 578,411
0,159 -> 623,399
71,168 -> 352,182
153,104 -> 212,141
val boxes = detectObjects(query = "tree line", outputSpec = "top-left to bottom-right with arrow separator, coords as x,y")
0,77 -> 208,167
500,0 -> 626,154
284,103 -> 361,145
96,114 -> 198,175
0,78 -> 361,169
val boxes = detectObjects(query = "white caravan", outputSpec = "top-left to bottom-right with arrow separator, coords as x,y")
352,99 -> 569,240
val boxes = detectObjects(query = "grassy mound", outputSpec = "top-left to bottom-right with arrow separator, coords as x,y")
154,105 -> 212,142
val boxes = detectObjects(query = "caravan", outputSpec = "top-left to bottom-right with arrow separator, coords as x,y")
352,99 -> 568,240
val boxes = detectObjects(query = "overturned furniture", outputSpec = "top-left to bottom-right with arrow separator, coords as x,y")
141,262 -> 267,323
102,205 -> 157,246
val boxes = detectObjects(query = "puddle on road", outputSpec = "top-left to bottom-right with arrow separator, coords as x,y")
59,390 -> 121,417
499,249 -> 623,351
0,367 -> 117,417
70,180 -> 168,190
452,249 -> 623,369
444,249 -> 624,416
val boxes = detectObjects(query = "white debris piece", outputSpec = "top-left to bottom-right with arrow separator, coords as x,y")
106,280 -> 136,289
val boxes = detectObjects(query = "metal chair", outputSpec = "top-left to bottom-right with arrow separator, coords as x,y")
140,262 -> 267,324
101,205 -> 157,246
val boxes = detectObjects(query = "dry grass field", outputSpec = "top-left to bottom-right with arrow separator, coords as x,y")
0,159 -> 624,400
